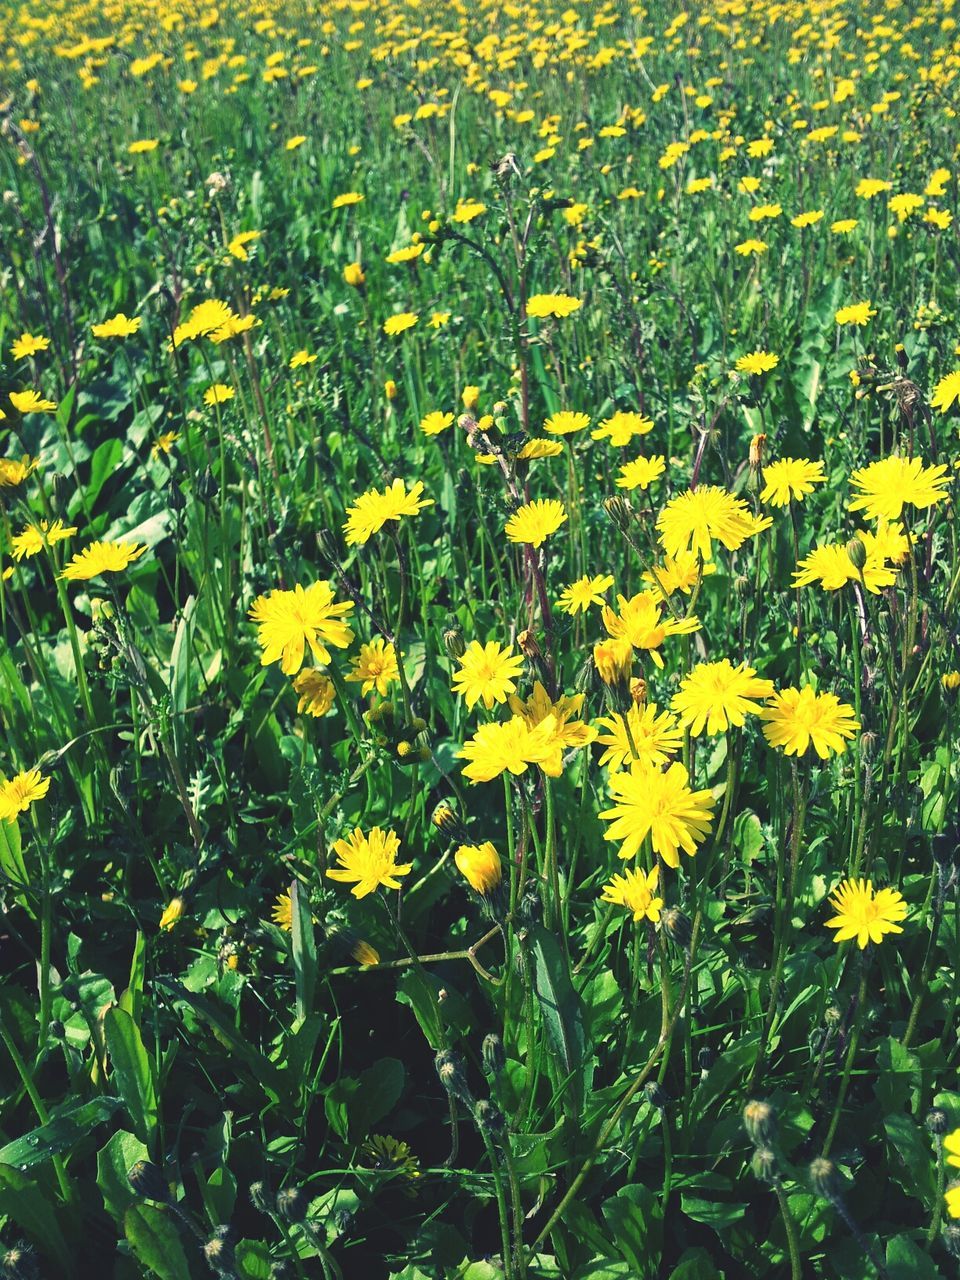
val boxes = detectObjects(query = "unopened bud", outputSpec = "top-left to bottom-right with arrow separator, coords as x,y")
276,1185 -> 307,1223
926,1107 -> 949,1136
474,1099 -> 506,1136
128,1160 -> 169,1202
751,1146 -> 778,1184
603,495 -> 633,531
517,629 -> 542,661
808,1156 -> 839,1200
743,1099 -> 776,1145
482,1033 -> 506,1077
749,433 -> 766,468
203,1227 -> 234,1270
435,1050 -> 473,1105
943,1217 -> 960,1257
444,626 -> 466,659
630,678 -> 647,706
431,803 -> 461,837
644,1080 -> 667,1110
661,906 -> 692,949
846,538 -> 867,571
249,1180 -> 272,1213
697,1046 -> 715,1076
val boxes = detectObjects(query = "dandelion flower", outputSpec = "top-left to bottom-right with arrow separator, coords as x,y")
760,458 -> 826,506
343,262 -> 366,287
544,410 -> 590,435
601,864 -> 663,923
292,669 -> 336,717
508,681 -> 596,749
420,411 -> 454,436
0,455 -> 40,488
289,350 -> 317,369
346,637 -> 399,696
0,769 -> 51,822
332,192 -> 364,208
128,138 -> 159,154
848,455 -> 950,521
792,541 -> 896,594
286,135 -> 307,151
10,519 -> 77,561
591,411 -> 653,447
556,573 -> 614,614
271,892 -> 293,930
92,313 -> 141,339
672,660 -> 775,736
343,479 -> 433,546
9,390 -> 57,414
326,826 -> 412,898
249,581 -> 354,674
458,715 -> 563,783
204,383 -> 234,406
227,231 -> 260,260
759,686 -> 860,758
10,334 -> 50,360
526,293 -> 582,319
657,487 -> 759,561
616,456 -> 666,490
504,499 -> 567,547
454,842 -> 502,894
602,591 -> 700,669
736,351 -> 779,375
61,540 -> 147,581
451,640 -> 525,710
735,239 -> 768,256
594,703 -> 683,771
383,313 -> 419,336
824,878 -> 907,949
643,553 -> 717,596
599,761 -> 716,866
835,301 -> 876,326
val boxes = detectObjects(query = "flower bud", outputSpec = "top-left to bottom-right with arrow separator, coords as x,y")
660,906 -> 692,949
482,1033 -> 506,1077
846,538 -> 867,571
435,1050 -> 473,1105
1,1246 -> 38,1280
276,1185 -> 307,1223
603,495 -> 633,531
697,1046 -> 715,1077
343,261 -> 365,288
943,1221 -> 960,1257
474,1099 -> 506,1137
196,466 -> 218,500
461,385 -> 480,411
444,626 -> 466,659
808,1156 -> 839,1200
751,1146 -> 778,1184
128,1160 -> 169,1202
203,1227 -> 234,1271
383,378 -> 397,400
593,638 -> 633,688
517,629 -> 543,662
630,677 -> 647,706
159,896 -> 185,931
749,433 -> 766,468
743,1099 -> 776,1145
249,1180 -> 272,1213
926,1107 -> 949,1136
351,939 -> 380,966
454,842 -> 502,895
644,1080 -> 667,1110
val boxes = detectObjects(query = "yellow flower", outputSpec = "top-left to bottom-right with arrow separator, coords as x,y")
672,660 -> 775,736
92,313 -> 141,339
616,455 -> 666,490
249,582 -> 354,675
152,431 -> 180,457
599,761 -> 715,867
326,826 -> 412,898
346,637 -> 399,696
128,138 -> 159,153
556,573 -> 614,614
61,540 -> 147,581
508,681 -> 596,749
204,383 -> 234,406
461,385 -> 481,411
791,210 -> 824,228
517,438 -> 563,459
286,135 -> 307,150
526,293 -> 582,319
292,668 -> 336,717
602,591 -> 700,669
227,230 -> 260,260
736,351 -> 778,375
591,411 -> 653,447
9,390 -> 57,414
10,333 -> 50,360
748,203 -> 782,222
383,313 -> 419,336
429,312 -> 451,328
594,703 -> 683,771
289,350 -> 317,370
848,455 -> 950,521
384,379 -> 397,400
504,499 -> 567,548
458,715 -> 564,784
792,541 -> 895,594
451,200 -> 486,224
159,897 -> 185,930
601,864 -> 663,923
824,878 -> 907,949
735,239 -> 768,256
593,638 -> 634,686
643,553 -> 716,596
386,243 -> 425,265
544,410 -> 590,435
931,371 -> 960,414
0,455 -> 40,487
343,479 -> 433,546
332,191 -> 364,208
888,192 -> 923,222
835,301 -> 876,326
656,487 -> 761,561
10,519 -> 77,560
0,769 -> 51,822
343,262 -> 366,287
451,640 -> 525,710
831,218 -> 858,234
454,842 -> 502,893
855,178 -> 892,199
171,299 -> 235,346
420,411 -> 454,436
760,458 -> 826,506
759,686 -> 859,758
271,891 -> 293,930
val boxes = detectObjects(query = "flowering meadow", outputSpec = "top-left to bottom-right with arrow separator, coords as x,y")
1,0 -> 960,1276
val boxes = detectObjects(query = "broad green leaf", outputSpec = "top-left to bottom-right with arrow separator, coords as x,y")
668,1249 -> 722,1280
104,1006 -> 158,1152
0,1165 -> 75,1274
124,1203 -> 191,1280
235,1240 -> 273,1279
601,1184 -> 663,1278
97,1129 -> 150,1221
885,1232 -> 945,1280
324,1057 -> 405,1142
0,1095 -> 121,1168
290,879 -> 316,1022
530,925 -> 589,1115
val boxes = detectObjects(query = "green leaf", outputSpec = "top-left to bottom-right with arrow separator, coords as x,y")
97,1129 -> 150,1220
104,1006 -> 158,1152
885,1233 -> 944,1280
0,1095 -> 121,1167
601,1184 -> 663,1277
667,1249 -> 722,1280
235,1240 -> 274,1279
884,1112 -> 937,1206
0,816 -> 32,915
86,437 -> 124,509
123,1203 -> 191,1280
396,968 -> 444,1049
168,594 -> 196,763
530,924 -> 589,1114
290,880 -> 317,1022
324,1057 -> 405,1142
876,1037 -> 920,1114
0,1165 -> 75,1274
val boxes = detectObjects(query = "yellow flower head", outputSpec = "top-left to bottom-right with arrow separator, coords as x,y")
835,301 -> 876,326
61,540 -> 147,581
0,768 -> 51,822
292,668 -> 336,717
599,760 -> 715,867
249,581 -> 355,674
594,703 -> 683,771
9,390 -> 58,415
420,411 -> 455,437
758,685 -> 860,758
736,351 -> 779,376
760,458 -> 826,506
544,410 -> 591,435
591,411 -> 653,448
383,313 -> 419,336
451,640 -> 525,710
526,293 -> 582,319
556,573 -> 615,614
10,519 -> 77,561
343,262 -> 366,287
504,499 -> 567,547
454,842 -> 502,894
10,333 -> 50,360
326,826 -> 412,898
346,637 -> 399,696
657,486 -> 761,561
616,455 -> 666,490
642,553 -> 717,596
848,455 -> 950,521
601,864 -> 663,923
824,878 -> 907,949
92,313 -> 142,339
204,383 -> 234,406
0,455 -> 40,488
602,591 -> 700,669
458,715 -> 564,784
332,191 -> 364,209
343,479 -> 432,546
672,660 -> 775,736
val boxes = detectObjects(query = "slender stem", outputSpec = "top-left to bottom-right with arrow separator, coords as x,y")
822,960 -> 870,1157
773,1177 -> 803,1280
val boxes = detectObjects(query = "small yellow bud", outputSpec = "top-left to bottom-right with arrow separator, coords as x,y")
159,897 -> 185,931
454,842 -> 502,895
